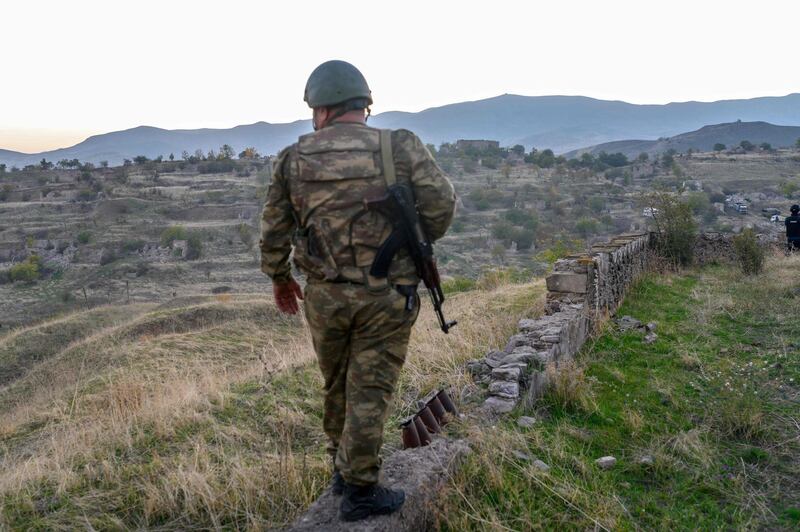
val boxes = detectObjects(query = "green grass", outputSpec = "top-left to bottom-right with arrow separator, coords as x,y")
440,261 -> 800,530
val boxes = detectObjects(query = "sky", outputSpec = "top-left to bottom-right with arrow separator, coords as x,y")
2,0 -> 799,153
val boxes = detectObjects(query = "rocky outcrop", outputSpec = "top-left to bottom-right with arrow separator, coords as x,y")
287,438 -> 470,532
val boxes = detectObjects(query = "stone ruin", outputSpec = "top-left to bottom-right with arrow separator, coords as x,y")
470,232 -> 655,414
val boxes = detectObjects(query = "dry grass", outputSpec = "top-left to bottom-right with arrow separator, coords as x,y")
543,359 -> 597,414
0,278 -> 545,529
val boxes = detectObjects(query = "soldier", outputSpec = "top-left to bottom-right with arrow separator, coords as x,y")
787,204 -> 800,251
259,60 -> 456,522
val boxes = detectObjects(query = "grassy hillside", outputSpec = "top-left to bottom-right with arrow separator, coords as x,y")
0,278 -> 544,530
2,252 -> 798,530
439,254 -> 800,530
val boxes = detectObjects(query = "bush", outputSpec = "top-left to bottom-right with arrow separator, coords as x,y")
442,276 -> 476,294
77,231 -> 92,244
160,226 -> 188,247
237,223 -> 254,249
646,192 -> 698,267
100,248 -> 118,266
575,218 -> 599,237
185,234 -> 203,260
732,228 -> 764,275
9,256 -> 41,283
76,189 -> 98,202
121,239 -> 145,252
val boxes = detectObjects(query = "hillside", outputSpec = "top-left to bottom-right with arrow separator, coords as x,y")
2,93 -> 800,166
565,121 -> 800,158
0,277 -> 544,529
1,255 -> 798,529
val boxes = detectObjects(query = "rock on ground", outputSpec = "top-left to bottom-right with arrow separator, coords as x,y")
288,438 -> 471,532
595,456 -> 617,470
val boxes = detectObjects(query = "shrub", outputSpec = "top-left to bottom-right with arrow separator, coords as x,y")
76,189 -> 98,202
442,276 -> 476,294
732,228 -> 764,275
77,231 -> 92,244
237,223 -> 254,249
121,239 -> 145,253
9,256 -> 41,283
160,226 -> 188,247
646,191 -> 698,267
100,248 -> 118,266
185,234 -> 203,260
575,218 -> 599,237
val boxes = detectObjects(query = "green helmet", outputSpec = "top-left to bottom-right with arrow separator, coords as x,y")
304,60 -> 372,108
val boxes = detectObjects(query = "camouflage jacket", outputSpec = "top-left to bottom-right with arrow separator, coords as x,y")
259,122 -> 456,286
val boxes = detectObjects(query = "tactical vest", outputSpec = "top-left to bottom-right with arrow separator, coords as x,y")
288,124 -> 416,287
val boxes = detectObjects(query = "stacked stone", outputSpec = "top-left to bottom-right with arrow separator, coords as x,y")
471,232 -> 653,416
471,304 -> 590,414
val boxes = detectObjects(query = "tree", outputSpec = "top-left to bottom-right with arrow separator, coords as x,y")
637,152 -> 649,162
239,147 -> 260,159
759,142 -> 772,152
575,218 -> 598,238
133,155 -> 149,165
219,144 -> 235,160
490,220 -> 515,242
0,164 -> 6,175
511,144 -> 525,156
490,244 -> 506,264
796,138 -> 800,150
99,160 -> 109,168
598,151 -> 628,168
181,150 -> 190,161
645,191 -> 698,267
740,140 -> 755,152
169,153 -> 175,161
713,143 -> 726,152
39,158 -> 53,170
661,150 -> 675,168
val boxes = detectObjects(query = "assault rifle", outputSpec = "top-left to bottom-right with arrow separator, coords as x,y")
367,184 -> 457,334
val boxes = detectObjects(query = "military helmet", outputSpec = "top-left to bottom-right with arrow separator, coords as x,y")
304,60 -> 372,108
791,204 -> 800,214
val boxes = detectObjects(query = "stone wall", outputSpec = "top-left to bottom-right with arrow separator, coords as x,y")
472,232 -> 655,414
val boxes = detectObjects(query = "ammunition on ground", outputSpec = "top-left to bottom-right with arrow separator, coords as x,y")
427,396 -> 447,424
418,406 -> 440,433
413,416 -> 432,446
436,389 -> 459,417
401,418 -> 421,449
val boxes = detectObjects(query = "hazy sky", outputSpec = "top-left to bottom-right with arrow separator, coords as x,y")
3,0 -> 799,153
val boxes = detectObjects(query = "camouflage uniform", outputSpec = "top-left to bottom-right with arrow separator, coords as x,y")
260,122 -> 455,485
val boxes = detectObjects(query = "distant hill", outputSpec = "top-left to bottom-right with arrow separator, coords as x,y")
2,93 -> 800,166
563,121 -> 800,159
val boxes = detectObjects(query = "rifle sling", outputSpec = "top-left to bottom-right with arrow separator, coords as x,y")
379,129 -> 397,187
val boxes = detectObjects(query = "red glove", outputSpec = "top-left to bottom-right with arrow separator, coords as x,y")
273,278 -> 304,315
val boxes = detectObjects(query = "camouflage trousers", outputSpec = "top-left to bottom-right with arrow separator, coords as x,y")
303,281 -> 419,486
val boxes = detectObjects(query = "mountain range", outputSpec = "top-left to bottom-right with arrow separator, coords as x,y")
2,93 -> 799,167
563,121 -> 800,159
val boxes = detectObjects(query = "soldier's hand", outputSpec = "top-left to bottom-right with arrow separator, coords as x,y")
273,278 -> 304,314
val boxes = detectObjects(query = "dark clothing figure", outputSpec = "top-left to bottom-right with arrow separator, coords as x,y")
787,214 -> 800,249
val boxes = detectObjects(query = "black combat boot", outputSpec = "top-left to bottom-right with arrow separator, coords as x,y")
339,482 -> 405,522
330,470 -> 345,495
